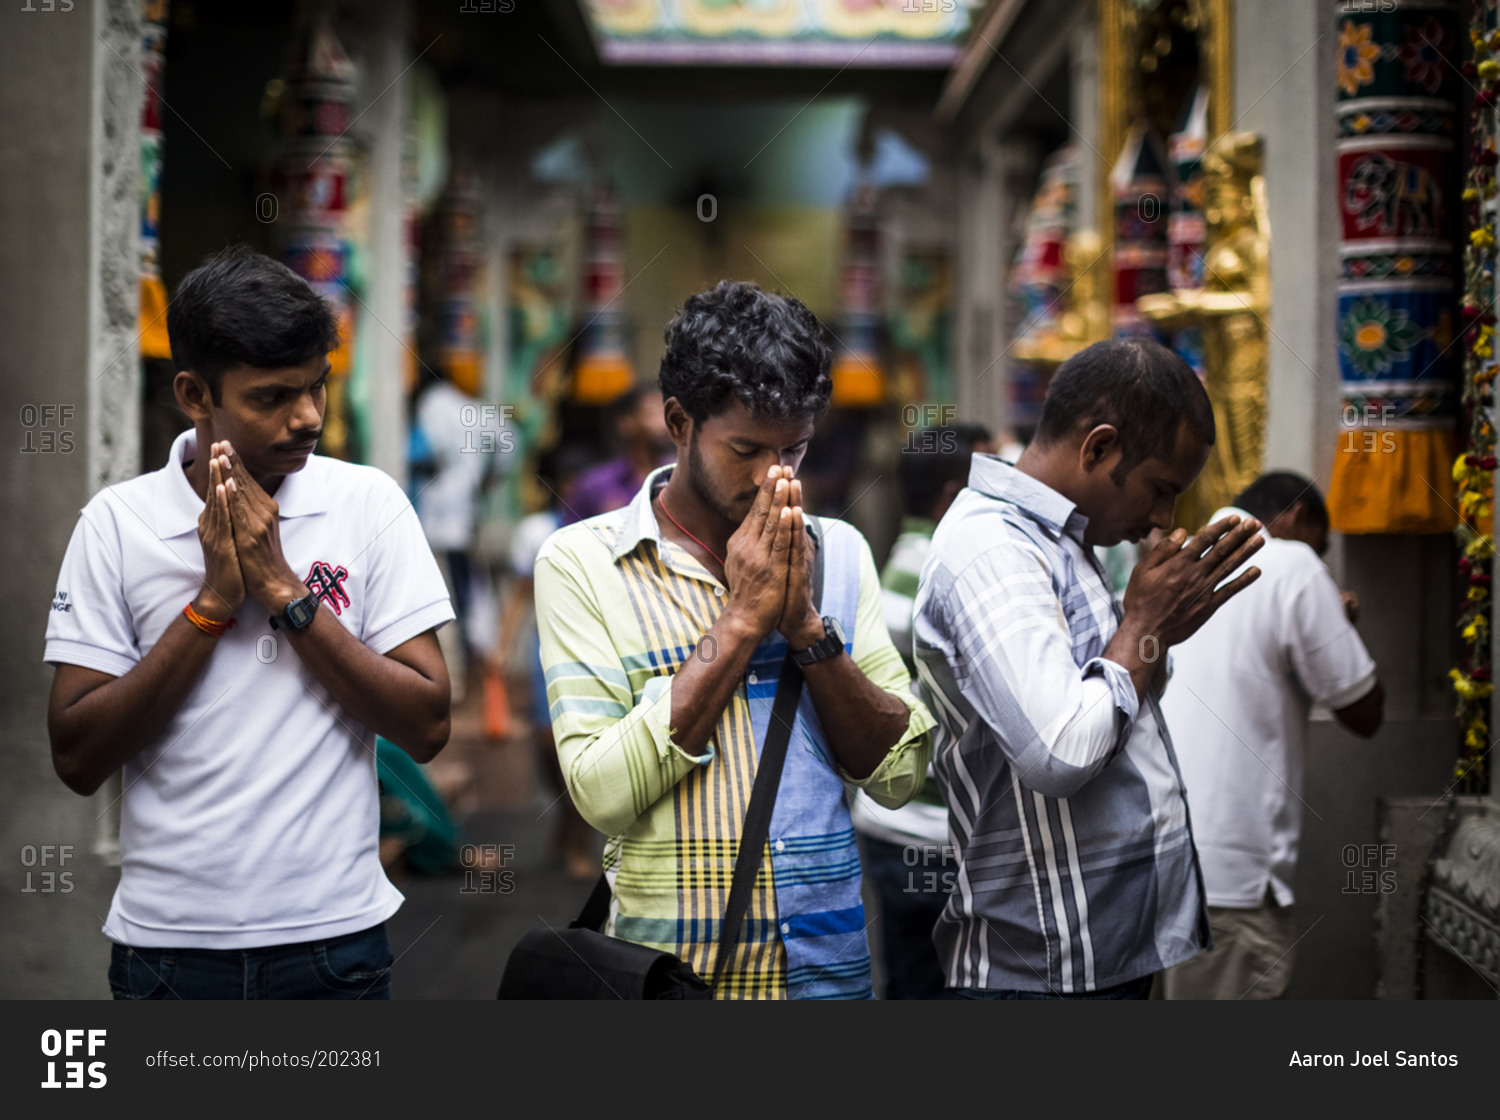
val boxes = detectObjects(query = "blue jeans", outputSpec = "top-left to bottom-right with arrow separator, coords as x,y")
947,974 -> 1155,1000
108,923 -> 393,1000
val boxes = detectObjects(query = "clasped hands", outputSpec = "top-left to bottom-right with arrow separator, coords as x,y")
722,465 -> 824,650
194,440 -> 308,623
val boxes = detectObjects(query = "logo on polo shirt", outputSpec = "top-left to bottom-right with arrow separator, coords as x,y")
304,561 -> 351,615
51,591 -> 71,613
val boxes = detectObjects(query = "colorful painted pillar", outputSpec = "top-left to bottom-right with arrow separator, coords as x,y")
570,186 -> 634,405
1007,146 -> 1079,430
1328,0 -> 1459,533
1109,121 -> 1172,336
276,15 -> 357,458
830,185 -> 884,407
433,168 -> 484,397
1166,85 -> 1208,377
138,0 -> 171,361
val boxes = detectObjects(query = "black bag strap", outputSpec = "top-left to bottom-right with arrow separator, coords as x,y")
571,873 -> 611,933
570,516 -> 827,993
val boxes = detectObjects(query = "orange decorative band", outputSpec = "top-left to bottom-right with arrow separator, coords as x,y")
183,602 -> 237,637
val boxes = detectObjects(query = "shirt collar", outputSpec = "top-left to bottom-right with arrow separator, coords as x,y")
609,463 -> 677,561
155,428 -> 331,538
967,454 -> 1090,543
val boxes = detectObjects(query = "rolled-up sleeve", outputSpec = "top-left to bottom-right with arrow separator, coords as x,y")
933,540 -> 1136,799
838,534 -> 936,808
534,544 -> 709,836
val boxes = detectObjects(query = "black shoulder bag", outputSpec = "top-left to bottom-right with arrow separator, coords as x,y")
497,518 -> 824,999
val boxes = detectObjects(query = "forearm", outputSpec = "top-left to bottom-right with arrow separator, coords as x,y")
1103,617 -> 1159,702
50,615 -> 221,795
281,607 -> 450,761
667,609 -> 762,758
800,653 -> 911,779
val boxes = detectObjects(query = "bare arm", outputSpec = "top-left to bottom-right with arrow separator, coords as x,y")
668,467 -> 798,756
1334,680 -> 1384,738
49,624 -> 221,796
776,484 -> 909,780
277,620 -> 451,762
219,443 -> 451,763
49,449 -> 246,796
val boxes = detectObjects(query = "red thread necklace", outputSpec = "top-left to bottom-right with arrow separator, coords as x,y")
655,491 -> 725,567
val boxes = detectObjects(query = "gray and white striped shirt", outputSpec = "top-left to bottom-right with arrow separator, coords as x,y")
913,456 -> 1209,993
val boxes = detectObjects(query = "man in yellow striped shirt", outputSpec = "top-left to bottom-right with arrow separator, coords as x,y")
535,281 -> 935,998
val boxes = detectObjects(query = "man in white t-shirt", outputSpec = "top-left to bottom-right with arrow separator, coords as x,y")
45,248 -> 454,999
1158,472 -> 1383,999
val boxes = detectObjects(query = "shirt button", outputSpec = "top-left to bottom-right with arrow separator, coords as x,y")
774,839 -> 785,852
780,923 -> 791,936
748,673 -> 758,685
714,587 -> 724,597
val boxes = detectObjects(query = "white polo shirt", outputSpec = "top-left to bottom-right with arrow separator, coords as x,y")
1159,506 -> 1377,909
45,429 -> 454,949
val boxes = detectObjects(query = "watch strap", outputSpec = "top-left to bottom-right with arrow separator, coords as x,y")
270,591 -> 319,631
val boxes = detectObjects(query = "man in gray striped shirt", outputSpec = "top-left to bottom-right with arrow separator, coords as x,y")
914,338 -> 1266,998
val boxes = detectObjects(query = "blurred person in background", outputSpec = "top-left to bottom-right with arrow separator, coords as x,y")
558,382 -> 676,525
492,444 -> 599,880
410,370 -> 510,697
853,422 -> 994,999
1158,472 -> 1383,1000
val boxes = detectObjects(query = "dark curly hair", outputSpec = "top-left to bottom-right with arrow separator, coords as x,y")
657,280 -> 833,424
168,245 -> 340,405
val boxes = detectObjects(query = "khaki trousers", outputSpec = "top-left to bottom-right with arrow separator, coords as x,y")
1158,892 -> 1298,1000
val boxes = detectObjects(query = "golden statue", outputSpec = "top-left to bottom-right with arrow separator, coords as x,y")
1138,131 -> 1270,531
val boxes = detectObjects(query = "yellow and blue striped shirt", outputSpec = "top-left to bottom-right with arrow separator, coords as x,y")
534,466 -> 935,998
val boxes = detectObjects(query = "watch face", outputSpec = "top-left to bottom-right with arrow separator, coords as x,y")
289,596 -> 316,628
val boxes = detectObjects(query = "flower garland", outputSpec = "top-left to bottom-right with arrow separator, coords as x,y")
1451,13 -> 1500,792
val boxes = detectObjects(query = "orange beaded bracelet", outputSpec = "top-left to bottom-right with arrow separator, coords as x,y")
183,602 -> 237,637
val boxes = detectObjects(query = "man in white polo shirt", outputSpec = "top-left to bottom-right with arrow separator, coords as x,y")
1158,472 -> 1383,999
45,247 -> 454,999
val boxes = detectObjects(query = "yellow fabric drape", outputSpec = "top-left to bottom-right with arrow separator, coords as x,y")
139,275 -> 172,360
1327,426 -> 1458,534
